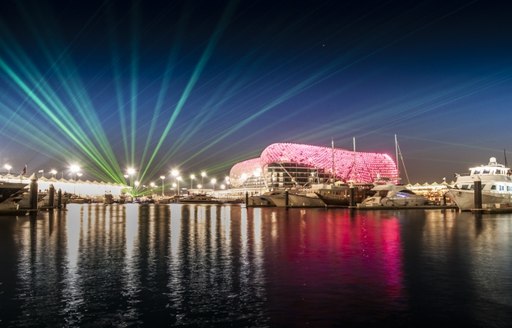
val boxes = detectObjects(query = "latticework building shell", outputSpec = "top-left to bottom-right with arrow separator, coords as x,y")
229,142 -> 398,188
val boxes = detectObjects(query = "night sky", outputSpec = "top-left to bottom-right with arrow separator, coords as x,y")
1,0 -> 511,184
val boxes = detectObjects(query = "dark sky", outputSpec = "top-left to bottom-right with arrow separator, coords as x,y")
1,0 -> 511,183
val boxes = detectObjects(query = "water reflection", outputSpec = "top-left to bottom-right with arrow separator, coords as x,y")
0,206 -> 511,327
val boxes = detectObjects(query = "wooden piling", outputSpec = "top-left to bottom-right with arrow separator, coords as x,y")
57,189 -> 62,209
29,175 -> 38,210
48,184 -> 55,210
474,180 -> 482,209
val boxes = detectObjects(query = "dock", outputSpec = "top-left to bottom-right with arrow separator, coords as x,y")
351,205 -> 458,210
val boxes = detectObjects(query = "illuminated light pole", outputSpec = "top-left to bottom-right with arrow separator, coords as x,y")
160,175 -> 165,196
176,176 -> 182,196
69,164 -> 81,181
190,174 -> 195,189
4,164 -> 12,175
150,182 -> 156,196
197,184 -> 203,192
201,171 -> 207,186
126,167 -> 136,195
69,164 -> 81,195
134,180 -> 140,195
210,178 -> 217,191
50,169 -> 57,179
171,169 -> 180,196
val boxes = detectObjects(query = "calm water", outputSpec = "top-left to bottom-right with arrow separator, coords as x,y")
0,204 -> 511,327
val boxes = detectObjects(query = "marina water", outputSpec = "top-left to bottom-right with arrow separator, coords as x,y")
1,204 -> 511,327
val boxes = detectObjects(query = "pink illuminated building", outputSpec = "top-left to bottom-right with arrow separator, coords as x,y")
229,143 -> 398,188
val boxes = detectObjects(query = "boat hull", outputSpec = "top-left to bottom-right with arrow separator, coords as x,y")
446,189 -> 512,211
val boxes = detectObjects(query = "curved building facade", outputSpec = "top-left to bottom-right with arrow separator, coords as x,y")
229,142 -> 399,188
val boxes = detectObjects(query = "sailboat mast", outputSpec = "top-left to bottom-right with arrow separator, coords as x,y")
394,134 -> 400,181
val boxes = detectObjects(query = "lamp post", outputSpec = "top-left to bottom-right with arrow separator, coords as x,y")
210,178 -> 217,191
69,164 -> 81,180
190,174 -> 195,189
201,171 -> 207,186
160,175 -> 165,196
69,164 -> 81,194
4,164 -> 12,175
171,169 -> 180,196
126,167 -> 136,195
50,169 -> 57,179
176,176 -> 182,196
150,182 -> 156,196
224,175 -> 230,189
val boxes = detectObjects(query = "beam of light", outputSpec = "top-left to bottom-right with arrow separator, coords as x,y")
15,1 -> 125,173
0,56 -> 124,183
106,3 -> 130,166
0,16 -> 126,183
142,0 -> 239,179
129,1 -> 140,166
137,6 -> 190,179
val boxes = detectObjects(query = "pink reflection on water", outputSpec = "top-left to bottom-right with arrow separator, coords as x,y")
263,209 -> 405,325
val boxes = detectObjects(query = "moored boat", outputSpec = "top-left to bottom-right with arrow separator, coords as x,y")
179,194 -> 224,204
358,183 -> 428,207
313,183 -> 374,207
0,181 -> 27,204
446,157 -> 512,211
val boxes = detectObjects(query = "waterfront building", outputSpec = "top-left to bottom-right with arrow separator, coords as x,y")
229,142 -> 399,189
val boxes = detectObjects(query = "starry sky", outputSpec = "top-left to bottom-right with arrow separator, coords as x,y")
0,0 -> 511,184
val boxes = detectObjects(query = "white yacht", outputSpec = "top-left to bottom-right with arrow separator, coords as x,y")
446,157 -> 512,211
358,183 -> 428,207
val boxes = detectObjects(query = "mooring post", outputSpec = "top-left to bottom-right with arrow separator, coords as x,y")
57,189 -> 62,209
245,192 -> 249,207
349,186 -> 356,207
29,174 -> 38,211
285,190 -> 289,209
474,180 -> 482,209
48,184 -> 55,210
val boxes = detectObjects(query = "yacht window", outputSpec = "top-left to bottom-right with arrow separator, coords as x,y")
499,185 -> 505,191
508,186 -> 512,192
491,185 -> 496,190
473,170 -> 480,175
483,169 -> 490,174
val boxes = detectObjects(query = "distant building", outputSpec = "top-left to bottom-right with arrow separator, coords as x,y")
229,142 -> 399,189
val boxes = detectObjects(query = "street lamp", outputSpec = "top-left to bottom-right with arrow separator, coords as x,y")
171,169 -> 180,196
201,171 -> 207,185
160,175 -> 165,196
176,176 -> 182,196
210,178 -> 217,190
50,169 -> 57,179
190,174 -> 195,189
4,164 -> 12,175
69,164 -> 81,181
126,167 -> 136,192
